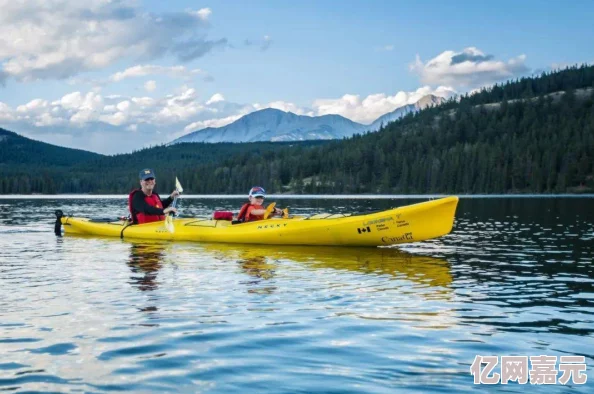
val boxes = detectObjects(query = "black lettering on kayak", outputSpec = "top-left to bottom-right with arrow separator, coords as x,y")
256,223 -> 287,230
381,232 -> 414,243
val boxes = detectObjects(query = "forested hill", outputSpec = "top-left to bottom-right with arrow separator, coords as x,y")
0,134 -> 329,193
1,65 -> 593,194
0,128 -> 101,166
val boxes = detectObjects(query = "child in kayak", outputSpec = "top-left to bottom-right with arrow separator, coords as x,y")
236,186 -> 283,222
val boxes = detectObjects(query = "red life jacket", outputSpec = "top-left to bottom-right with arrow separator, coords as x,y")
128,189 -> 165,224
236,202 -> 263,222
236,202 -> 250,222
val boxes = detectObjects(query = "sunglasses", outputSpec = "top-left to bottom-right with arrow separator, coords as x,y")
253,195 -> 265,199
143,178 -> 155,182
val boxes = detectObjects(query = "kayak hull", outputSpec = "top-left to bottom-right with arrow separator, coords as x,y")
59,196 -> 459,247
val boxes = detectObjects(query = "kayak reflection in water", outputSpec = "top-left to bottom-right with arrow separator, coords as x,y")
202,243 -> 453,298
237,254 -> 278,294
127,242 -> 165,292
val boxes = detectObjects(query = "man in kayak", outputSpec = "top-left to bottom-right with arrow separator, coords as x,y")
236,186 -> 283,222
129,169 -> 179,224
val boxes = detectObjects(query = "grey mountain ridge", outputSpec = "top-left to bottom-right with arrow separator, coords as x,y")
170,94 -> 444,144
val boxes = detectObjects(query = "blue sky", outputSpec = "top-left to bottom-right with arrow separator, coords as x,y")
1,0 -> 593,154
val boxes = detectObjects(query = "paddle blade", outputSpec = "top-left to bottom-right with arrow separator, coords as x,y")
263,202 -> 276,219
165,215 -> 174,233
282,208 -> 289,219
175,177 -> 184,193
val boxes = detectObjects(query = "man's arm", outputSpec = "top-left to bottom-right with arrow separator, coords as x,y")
161,195 -> 173,209
132,192 -> 165,215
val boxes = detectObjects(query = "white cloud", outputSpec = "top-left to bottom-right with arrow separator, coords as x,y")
1,86 -> 213,133
191,8 -> 212,21
131,97 -> 157,108
16,98 -> 49,113
116,101 -> 131,112
144,80 -> 157,92
0,102 -> 15,121
1,84 -> 456,153
410,47 -> 529,88
0,1 -> 226,82
253,101 -> 311,115
313,86 -> 455,124
110,65 -> 205,82
34,112 -> 65,127
206,93 -> 225,105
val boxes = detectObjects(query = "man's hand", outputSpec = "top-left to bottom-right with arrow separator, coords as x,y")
274,208 -> 283,216
170,190 -> 180,199
164,207 -> 177,215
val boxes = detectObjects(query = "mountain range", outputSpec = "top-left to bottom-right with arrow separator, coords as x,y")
171,94 -> 445,144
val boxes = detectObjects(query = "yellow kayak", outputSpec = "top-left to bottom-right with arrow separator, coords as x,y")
56,196 -> 459,247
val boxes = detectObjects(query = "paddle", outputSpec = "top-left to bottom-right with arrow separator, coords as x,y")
263,203 -> 290,220
165,177 -> 183,233
262,202 -> 276,220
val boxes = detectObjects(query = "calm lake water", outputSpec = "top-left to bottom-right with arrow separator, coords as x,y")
0,196 -> 593,393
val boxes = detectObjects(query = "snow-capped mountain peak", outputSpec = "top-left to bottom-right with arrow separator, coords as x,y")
170,95 -> 444,144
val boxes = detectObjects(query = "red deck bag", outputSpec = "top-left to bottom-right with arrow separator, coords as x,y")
213,211 -> 234,221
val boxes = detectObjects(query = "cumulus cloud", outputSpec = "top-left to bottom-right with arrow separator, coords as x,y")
410,47 -> 529,88
0,86 -> 229,152
0,1 -> 226,82
313,86 -> 456,124
0,102 -> 15,121
1,83 -> 458,153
